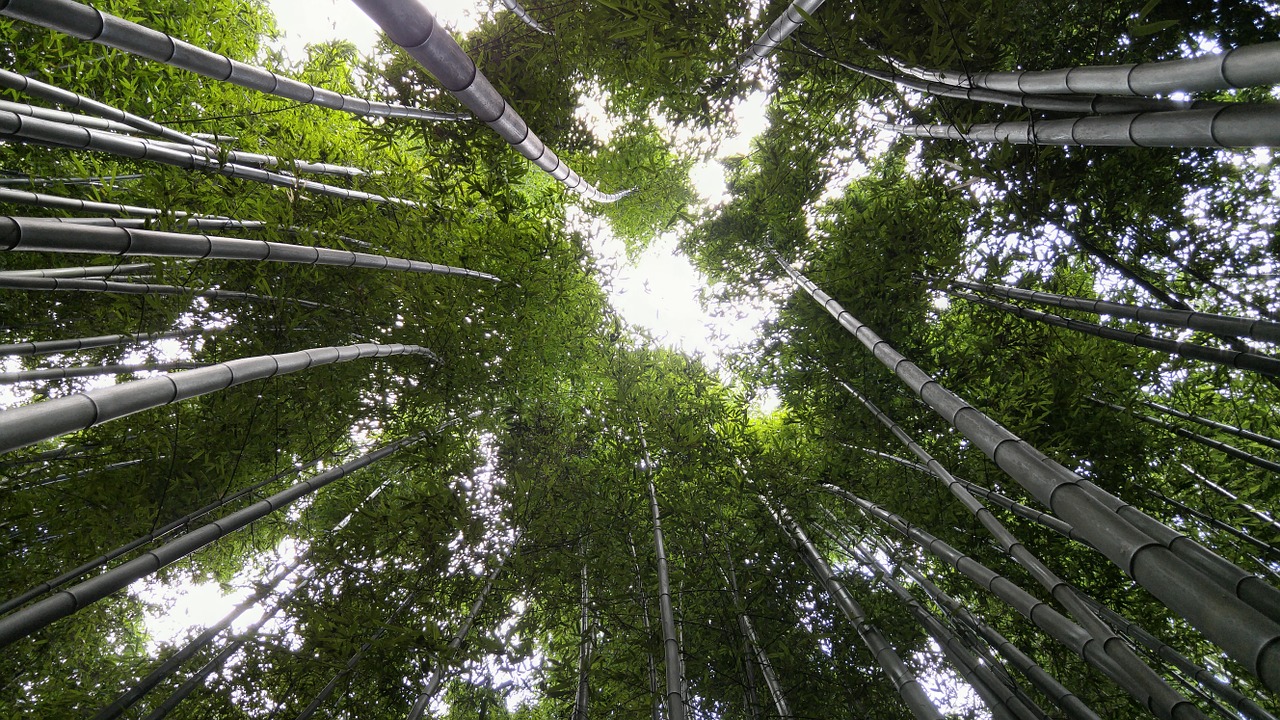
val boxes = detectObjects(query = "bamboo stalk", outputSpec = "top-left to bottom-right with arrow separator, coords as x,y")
737,0 -> 827,71
573,561 -> 592,720
871,106 -> 1280,148
92,556 -> 309,720
769,500 -> 944,720
0,343 -> 437,454
0,110 -> 426,207
776,256 -> 1280,691
820,523 -> 1043,720
1181,465 -> 1280,536
349,0 -> 628,204
498,0 -> 549,34
0,262 -> 153,279
0,361 -> 205,384
0,217 -> 498,281
799,39 -> 1209,115
914,43 -> 1280,96
0,452 -> 332,615
0,0 -> 468,123
1142,400 -> 1280,454
0,98 -> 143,135
0,434 -> 424,648
0,68 -> 215,148
949,279 -> 1280,344
724,551 -> 792,719
1091,400 -> 1280,475
626,532 -> 663,720
644,453 -> 688,720
1141,486 -> 1280,564
0,274 -> 323,308
839,381 -> 1199,720
406,549 -> 510,720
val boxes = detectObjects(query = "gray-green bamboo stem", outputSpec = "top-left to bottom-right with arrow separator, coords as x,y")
737,0 -> 826,71
871,106 -> 1280,148
0,262 -> 153,279
0,68 -> 214,148
888,554 -> 1102,720
838,381 -> 1199,720
0,217 -> 497,281
644,450 -> 688,720
93,556 -> 308,720
0,343 -> 437,454
0,452 -> 332,615
769,500 -> 943,720
626,532 -> 662,720
798,39 -> 1208,115
406,549 -> 510,720
0,433 -> 424,647
0,110 -> 427,207
1181,464 -> 1280,536
778,255 -> 1280,690
0,0 -> 467,123
1091,400 -> 1280,475
1142,400 -> 1280,454
0,274 -> 322,308
0,326 -> 209,357
912,43 -> 1280,96
724,553 -> 791,720
1143,486 -> 1280,566
821,523 -> 1042,720
350,0 -> 627,203
498,0 -> 549,34
948,289 -> 1280,377
0,362 -> 205,384
949,278 -> 1280,344
574,561 -> 592,720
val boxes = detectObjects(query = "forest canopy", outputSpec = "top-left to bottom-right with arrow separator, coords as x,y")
0,0 -> 1278,718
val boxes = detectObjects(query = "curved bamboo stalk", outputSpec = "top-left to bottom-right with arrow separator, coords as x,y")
498,0 -> 549,34
0,274 -> 323,308
0,433 -> 424,647
0,262 -> 153,279
949,289 -> 1280,377
917,43 -> 1280,96
1091,400 -> 1280,475
0,217 -> 498,281
887,554 -> 1102,720
0,0 -> 468,123
950,279 -> 1280,344
870,106 -> 1280,148
0,452 -> 332,615
0,110 -> 426,207
0,68 -> 215,148
776,256 -> 1280,691
820,524 -> 1044,720
406,548 -> 510,720
0,343 -> 437,454
1142,400 -> 1280,454
769,500 -> 943,720
798,39 -> 1208,115
737,0 -> 827,71
0,361 -> 205,384
349,0 -> 628,204
92,556 -> 308,720
838,381 -> 1199,720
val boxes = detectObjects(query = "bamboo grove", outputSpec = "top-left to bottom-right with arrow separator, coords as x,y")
0,0 -> 1278,718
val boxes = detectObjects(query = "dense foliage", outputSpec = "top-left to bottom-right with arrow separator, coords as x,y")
0,0 -> 1277,718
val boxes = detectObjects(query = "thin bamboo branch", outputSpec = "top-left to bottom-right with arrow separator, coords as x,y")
0,0 -> 468,123
1141,400 -> 1280,454
724,551 -> 791,719
1091,399 -> 1280,475
1181,465 -> 1280,536
1141,486 -> 1280,564
0,262 -> 153,278
0,274 -> 323,308
0,433 -> 425,648
498,0 -> 549,34
642,438 -> 687,720
349,0 -> 628,203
